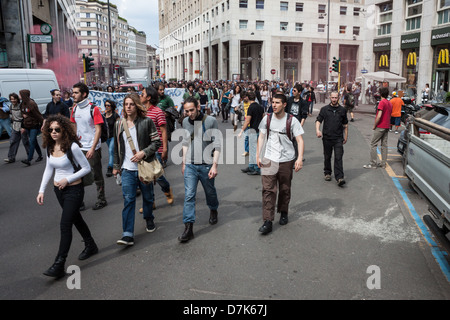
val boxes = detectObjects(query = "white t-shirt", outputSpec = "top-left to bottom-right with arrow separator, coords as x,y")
70,99 -> 104,151
259,113 -> 304,163
122,125 -> 139,171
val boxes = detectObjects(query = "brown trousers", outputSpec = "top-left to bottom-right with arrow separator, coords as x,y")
261,160 -> 295,221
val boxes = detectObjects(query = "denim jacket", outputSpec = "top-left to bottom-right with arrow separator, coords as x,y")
113,116 -> 161,171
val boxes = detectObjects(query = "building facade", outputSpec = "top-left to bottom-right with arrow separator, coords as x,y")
76,0 -> 130,85
1,0 -> 78,88
364,0 -> 450,99
159,0 -> 365,83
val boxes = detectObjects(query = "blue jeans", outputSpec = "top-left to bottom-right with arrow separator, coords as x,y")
26,128 -> 42,161
0,118 -> 11,137
121,169 -> 154,238
244,127 -> 249,153
183,164 -> 219,224
106,137 -> 114,168
248,130 -> 260,173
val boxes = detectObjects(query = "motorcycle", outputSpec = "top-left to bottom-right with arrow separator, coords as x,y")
401,96 -> 420,124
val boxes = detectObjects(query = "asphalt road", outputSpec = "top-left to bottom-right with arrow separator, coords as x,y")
0,104 -> 449,301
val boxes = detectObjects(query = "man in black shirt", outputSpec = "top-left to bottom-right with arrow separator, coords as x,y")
238,91 -> 264,175
41,89 -> 70,131
315,91 -> 348,186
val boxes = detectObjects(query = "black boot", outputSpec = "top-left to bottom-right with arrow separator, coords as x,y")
78,239 -> 99,260
178,223 -> 194,243
43,256 -> 66,279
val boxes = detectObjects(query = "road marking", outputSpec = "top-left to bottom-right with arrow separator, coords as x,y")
391,177 -> 450,282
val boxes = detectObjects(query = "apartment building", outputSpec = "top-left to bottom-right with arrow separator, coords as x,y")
159,0 -> 365,83
75,0 -> 129,84
129,27 -> 147,68
364,0 -> 450,97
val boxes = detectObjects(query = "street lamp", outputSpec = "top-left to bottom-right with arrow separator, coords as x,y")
171,33 -> 185,80
154,44 -> 164,78
206,20 -> 212,81
107,0 -> 114,86
325,0 -> 330,97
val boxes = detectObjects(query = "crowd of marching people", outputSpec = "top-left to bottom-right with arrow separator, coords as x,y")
0,77 -> 398,279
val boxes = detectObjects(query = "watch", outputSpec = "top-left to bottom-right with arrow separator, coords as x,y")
40,23 -> 52,35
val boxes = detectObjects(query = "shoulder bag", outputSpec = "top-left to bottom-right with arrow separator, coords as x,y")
121,118 -> 164,184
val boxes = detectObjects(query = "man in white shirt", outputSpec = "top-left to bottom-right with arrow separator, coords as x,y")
70,82 -> 107,210
256,93 -> 305,235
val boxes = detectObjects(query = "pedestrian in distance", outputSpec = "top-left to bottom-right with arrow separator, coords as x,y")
113,93 -> 161,246
257,93 -> 305,235
389,91 -> 404,134
343,84 -> 355,122
20,89 -> 44,166
4,93 -> 30,163
315,91 -> 349,187
364,87 -> 393,169
70,82 -> 107,210
104,100 -> 120,177
0,91 -> 12,138
178,96 -> 221,243
239,91 -> 264,175
37,115 -> 98,279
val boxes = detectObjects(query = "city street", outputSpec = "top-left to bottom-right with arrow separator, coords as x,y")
0,103 -> 449,301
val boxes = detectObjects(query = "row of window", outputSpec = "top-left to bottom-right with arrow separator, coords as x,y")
238,20 -> 360,35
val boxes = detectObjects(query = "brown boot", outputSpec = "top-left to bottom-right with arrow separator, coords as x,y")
164,188 -> 174,205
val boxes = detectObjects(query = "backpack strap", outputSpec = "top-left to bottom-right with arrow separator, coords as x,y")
266,113 -> 293,140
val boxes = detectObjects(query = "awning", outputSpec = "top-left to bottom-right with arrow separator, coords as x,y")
362,71 -> 407,83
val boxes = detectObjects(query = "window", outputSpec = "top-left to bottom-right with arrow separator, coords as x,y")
280,22 -> 288,31
318,24 -> 325,32
340,26 -> 346,34
296,3 -> 304,12
353,26 -> 360,36
295,23 -> 303,31
318,4 -> 326,14
378,1 -> 392,35
239,0 -> 248,8
406,0 -> 422,29
340,6 -> 347,15
239,20 -> 248,29
256,0 -> 264,9
280,2 -> 288,11
354,7 -> 361,16
256,21 -> 264,30
438,0 -> 450,24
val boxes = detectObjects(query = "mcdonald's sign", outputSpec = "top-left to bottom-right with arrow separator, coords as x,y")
438,49 -> 450,65
379,54 -> 389,68
407,52 -> 417,67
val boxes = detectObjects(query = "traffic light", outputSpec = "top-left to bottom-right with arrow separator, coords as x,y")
84,52 -> 95,73
332,57 -> 341,73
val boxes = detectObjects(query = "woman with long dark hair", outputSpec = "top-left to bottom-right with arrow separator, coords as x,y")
37,115 -> 98,279
19,89 -> 44,166
104,100 -> 120,177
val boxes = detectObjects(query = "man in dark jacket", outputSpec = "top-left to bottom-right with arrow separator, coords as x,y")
286,84 -> 308,127
315,91 -> 349,187
42,89 -> 70,130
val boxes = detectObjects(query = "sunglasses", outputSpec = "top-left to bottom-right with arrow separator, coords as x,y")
48,127 -> 61,133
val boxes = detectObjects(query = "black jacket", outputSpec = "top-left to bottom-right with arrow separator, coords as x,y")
44,100 -> 70,119
316,104 -> 348,139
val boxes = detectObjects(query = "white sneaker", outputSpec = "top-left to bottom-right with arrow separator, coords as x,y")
363,164 -> 376,169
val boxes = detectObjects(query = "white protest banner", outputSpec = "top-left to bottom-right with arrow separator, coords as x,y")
89,91 -> 128,116
164,88 -> 185,112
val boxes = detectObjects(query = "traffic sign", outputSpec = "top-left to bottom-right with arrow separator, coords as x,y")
28,34 -> 53,44
271,69 -> 276,75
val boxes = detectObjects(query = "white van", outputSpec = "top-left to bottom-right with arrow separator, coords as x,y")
0,69 -> 59,114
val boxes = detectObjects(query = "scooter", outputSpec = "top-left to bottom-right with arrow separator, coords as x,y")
401,96 -> 420,124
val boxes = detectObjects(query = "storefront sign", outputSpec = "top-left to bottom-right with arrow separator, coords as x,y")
401,33 -> 421,49
373,38 -> 391,52
431,26 -> 450,46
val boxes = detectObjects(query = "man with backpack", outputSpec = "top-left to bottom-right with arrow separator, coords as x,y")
343,84 -> 355,122
70,82 -> 107,210
256,93 -> 305,235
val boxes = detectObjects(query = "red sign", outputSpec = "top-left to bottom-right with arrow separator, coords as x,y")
115,65 -> 120,70
271,69 -> 276,75
184,68 -> 188,73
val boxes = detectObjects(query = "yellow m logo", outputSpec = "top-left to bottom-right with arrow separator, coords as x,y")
407,52 -> 417,66
379,55 -> 389,67
438,49 -> 449,65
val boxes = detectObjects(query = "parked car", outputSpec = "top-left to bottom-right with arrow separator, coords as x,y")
119,83 -> 144,93
399,104 -> 450,251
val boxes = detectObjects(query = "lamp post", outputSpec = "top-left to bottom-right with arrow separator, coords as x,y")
171,33 -> 185,80
107,0 -> 114,86
206,20 -> 212,81
325,0 -> 330,97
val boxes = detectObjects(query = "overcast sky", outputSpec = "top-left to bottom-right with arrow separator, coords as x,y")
114,0 -> 160,49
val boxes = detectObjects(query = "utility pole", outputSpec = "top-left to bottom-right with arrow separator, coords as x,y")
206,20 -> 212,81
107,0 -> 114,86
325,0 -> 330,97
